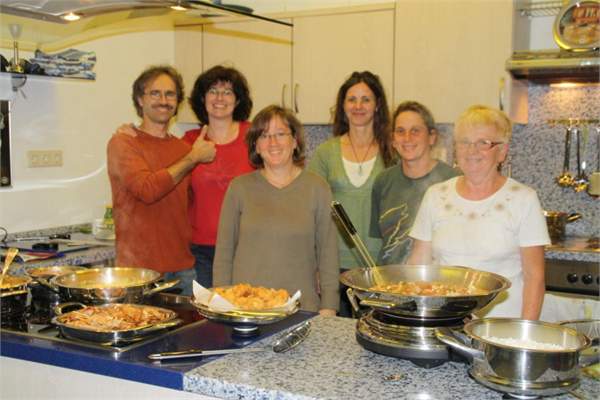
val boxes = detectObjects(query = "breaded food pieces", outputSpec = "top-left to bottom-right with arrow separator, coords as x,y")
214,283 -> 289,310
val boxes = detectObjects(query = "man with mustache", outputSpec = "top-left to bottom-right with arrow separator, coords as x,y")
107,65 -> 215,295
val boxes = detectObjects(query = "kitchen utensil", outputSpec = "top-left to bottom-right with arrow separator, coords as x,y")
331,201 -> 377,269
49,267 -> 179,304
573,127 -> 589,192
0,274 -> 31,317
557,126 -> 575,187
52,302 -> 182,345
340,265 -> 510,319
0,247 -> 19,286
588,127 -> 600,196
8,233 -> 71,242
147,320 -> 311,360
436,318 -> 591,398
544,210 -> 582,242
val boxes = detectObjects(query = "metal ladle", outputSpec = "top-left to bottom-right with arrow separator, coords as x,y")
147,320 -> 311,361
0,247 -> 19,286
556,126 -> 574,187
572,127 -> 589,193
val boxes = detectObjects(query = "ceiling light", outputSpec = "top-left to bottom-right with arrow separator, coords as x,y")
171,1 -> 188,11
61,12 -> 82,22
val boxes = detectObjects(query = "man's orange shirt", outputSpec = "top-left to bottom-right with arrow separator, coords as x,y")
107,129 -> 194,272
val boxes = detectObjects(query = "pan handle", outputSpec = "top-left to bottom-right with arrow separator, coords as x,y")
144,279 -> 180,296
53,302 -> 86,316
435,327 -> 483,361
331,201 -> 377,269
31,276 -> 60,293
346,288 -> 361,314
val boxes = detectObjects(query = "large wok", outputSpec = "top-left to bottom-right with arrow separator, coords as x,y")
340,265 -> 511,319
49,267 -> 179,304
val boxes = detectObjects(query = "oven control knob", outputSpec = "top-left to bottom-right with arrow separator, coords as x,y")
581,274 -> 593,285
566,273 -> 578,283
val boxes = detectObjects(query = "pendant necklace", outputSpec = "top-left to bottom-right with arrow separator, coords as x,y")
348,134 -> 375,176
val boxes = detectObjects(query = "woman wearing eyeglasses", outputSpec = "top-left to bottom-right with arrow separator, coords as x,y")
181,66 -> 254,289
408,105 -> 550,320
213,105 -> 339,316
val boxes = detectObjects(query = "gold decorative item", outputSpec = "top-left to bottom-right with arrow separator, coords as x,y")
7,24 -> 24,74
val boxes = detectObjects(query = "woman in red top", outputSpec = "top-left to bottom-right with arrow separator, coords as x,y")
182,66 -> 254,287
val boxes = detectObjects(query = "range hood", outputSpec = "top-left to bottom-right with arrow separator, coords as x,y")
506,49 -> 600,83
0,0 -> 291,26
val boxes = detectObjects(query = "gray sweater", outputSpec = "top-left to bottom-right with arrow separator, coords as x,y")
213,170 -> 340,312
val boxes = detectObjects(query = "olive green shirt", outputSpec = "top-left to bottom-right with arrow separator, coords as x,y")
308,136 -> 384,269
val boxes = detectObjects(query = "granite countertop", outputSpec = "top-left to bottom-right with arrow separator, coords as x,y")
2,225 -> 115,275
185,316 -> 600,400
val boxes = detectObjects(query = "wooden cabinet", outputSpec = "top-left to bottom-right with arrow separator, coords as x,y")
175,20 -> 292,122
175,2 -> 516,124
174,5 -> 393,124
393,0 -> 514,123
174,27 -> 203,123
292,7 -> 394,123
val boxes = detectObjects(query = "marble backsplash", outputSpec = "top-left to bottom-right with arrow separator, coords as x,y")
304,84 -> 599,237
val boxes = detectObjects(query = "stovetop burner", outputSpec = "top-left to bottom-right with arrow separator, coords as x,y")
356,309 -> 467,368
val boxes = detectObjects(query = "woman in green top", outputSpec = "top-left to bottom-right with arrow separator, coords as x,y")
308,71 -> 394,316
370,101 -> 458,265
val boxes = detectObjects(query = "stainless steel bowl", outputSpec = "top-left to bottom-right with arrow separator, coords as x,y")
50,267 -> 179,304
340,265 -> 511,319
436,318 -> 591,398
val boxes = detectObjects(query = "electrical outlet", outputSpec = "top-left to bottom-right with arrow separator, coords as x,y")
27,150 -> 63,167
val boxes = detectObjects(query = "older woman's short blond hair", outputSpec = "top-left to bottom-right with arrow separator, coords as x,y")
455,105 -> 512,142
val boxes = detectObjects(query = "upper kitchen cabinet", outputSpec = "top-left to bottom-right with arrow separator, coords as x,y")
292,5 -> 395,123
174,27 -> 203,123
394,0 -> 514,123
179,19 -> 293,122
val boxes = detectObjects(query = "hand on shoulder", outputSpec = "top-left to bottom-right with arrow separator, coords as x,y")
114,123 -> 137,138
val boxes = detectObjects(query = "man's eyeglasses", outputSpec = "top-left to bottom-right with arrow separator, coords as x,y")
258,132 -> 291,142
145,90 -> 178,101
207,87 -> 235,97
455,139 -> 505,151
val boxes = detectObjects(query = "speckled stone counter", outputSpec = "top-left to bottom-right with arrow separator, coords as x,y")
184,316 -> 599,400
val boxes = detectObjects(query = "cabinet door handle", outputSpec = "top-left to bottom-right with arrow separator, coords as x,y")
281,84 -> 288,108
293,83 -> 299,114
498,77 -> 505,112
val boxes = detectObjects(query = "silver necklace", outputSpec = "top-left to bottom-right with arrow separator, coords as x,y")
348,135 -> 375,176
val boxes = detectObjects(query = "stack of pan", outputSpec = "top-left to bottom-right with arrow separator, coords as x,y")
341,265 -> 510,368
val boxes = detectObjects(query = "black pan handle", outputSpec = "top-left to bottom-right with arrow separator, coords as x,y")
331,201 -> 357,235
